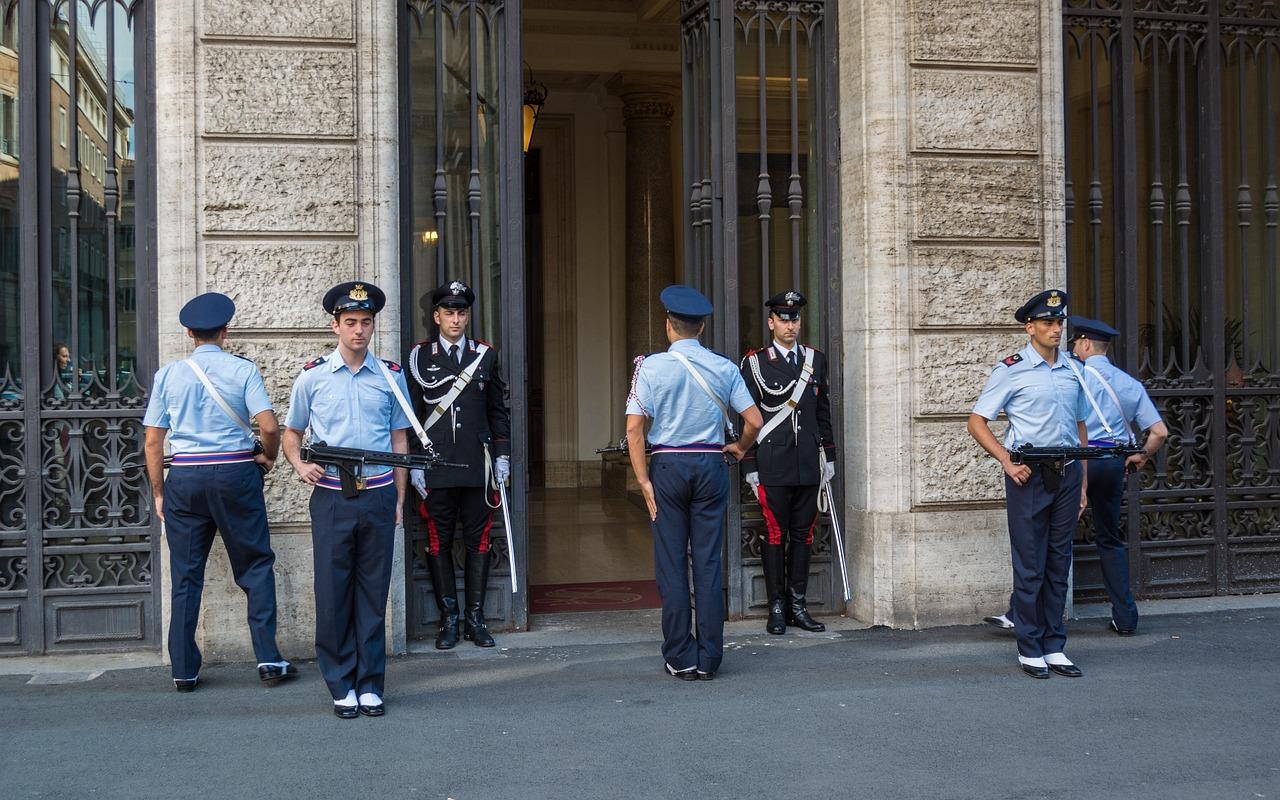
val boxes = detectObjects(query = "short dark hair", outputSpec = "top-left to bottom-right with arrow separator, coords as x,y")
668,313 -> 704,338
190,326 -> 226,342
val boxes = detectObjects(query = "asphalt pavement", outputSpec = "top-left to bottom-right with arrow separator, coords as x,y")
3,605 -> 1279,800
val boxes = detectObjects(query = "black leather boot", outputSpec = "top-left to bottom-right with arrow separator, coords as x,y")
786,542 -> 826,632
762,543 -> 786,635
463,552 -> 496,647
427,550 -> 460,650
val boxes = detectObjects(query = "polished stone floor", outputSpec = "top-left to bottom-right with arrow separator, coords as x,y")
527,487 -> 653,585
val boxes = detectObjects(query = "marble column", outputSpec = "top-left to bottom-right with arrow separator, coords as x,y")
616,83 -> 677,359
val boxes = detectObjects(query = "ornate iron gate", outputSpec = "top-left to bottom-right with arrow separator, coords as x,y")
1065,0 -> 1280,599
681,0 -> 843,618
398,0 -> 527,637
0,0 -> 158,655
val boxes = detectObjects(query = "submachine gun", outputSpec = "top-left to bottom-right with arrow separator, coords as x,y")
1008,442 -> 1145,491
595,438 -> 652,456
1008,443 -> 1144,466
302,441 -> 466,499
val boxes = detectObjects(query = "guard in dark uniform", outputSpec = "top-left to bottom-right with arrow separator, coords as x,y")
740,291 -> 837,635
968,290 -> 1090,679
407,281 -> 511,650
142,292 -> 297,692
625,285 -> 763,680
282,282 -> 411,718
1068,316 -> 1168,635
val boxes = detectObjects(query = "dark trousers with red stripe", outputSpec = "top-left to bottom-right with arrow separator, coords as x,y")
309,484 -> 397,700
650,453 -> 729,674
757,484 -> 820,546
164,462 -> 282,680
421,486 -> 494,555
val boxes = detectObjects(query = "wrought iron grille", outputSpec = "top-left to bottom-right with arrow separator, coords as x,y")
683,0 -> 842,617
399,0 -> 527,637
1065,0 -> 1280,599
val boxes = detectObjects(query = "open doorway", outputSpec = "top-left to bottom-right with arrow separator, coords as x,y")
522,89 -> 665,613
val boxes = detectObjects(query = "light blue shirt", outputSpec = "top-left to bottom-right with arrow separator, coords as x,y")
625,338 -> 756,446
1078,354 -> 1162,443
142,344 -> 271,454
284,347 -> 412,477
972,343 -> 1089,449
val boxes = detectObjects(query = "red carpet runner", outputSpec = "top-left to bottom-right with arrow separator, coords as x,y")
529,580 -> 662,614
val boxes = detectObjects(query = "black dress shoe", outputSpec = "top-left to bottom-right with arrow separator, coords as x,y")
983,614 -> 1015,630
664,663 -> 698,681
174,678 -> 199,693
1020,663 -> 1050,679
359,703 -> 385,717
1048,663 -> 1083,678
333,704 -> 359,720
258,663 -> 299,685
766,600 -> 786,635
1109,620 -> 1136,637
697,671 -> 715,681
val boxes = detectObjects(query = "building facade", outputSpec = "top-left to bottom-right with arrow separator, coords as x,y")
1,0 -> 1276,660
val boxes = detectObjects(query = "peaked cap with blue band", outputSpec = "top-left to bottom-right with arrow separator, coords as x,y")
1069,315 -> 1120,342
179,292 -> 236,331
323,281 -> 386,316
660,284 -> 714,320
1014,289 -> 1068,324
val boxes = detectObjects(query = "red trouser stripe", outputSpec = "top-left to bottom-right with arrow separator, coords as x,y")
478,491 -> 496,553
806,508 -> 819,545
757,485 -> 784,546
420,493 -> 441,555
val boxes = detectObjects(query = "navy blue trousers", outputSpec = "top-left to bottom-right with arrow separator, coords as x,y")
309,485 -> 397,700
650,453 -> 729,674
1005,461 -> 1082,659
1088,458 -> 1139,630
164,462 -> 281,680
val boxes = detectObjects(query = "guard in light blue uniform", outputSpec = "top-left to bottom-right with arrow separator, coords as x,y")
143,292 -> 295,692
1068,316 -> 1167,635
969,289 -> 1090,679
282,281 -> 411,719
625,285 -> 762,681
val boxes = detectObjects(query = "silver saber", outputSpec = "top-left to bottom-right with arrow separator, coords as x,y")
487,445 -> 519,594
822,481 -> 851,603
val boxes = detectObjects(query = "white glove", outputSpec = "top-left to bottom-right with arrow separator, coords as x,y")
495,455 -> 511,485
745,471 -> 760,492
410,468 -> 427,499
822,460 -> 836,484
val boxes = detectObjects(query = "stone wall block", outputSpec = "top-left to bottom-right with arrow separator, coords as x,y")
913,419 -> 1007,505
912,158 -> 1040,240
202,47 -> 355,137
204,242 -> 357,329
232,336 -> 334,413
202,144 -> 356,233
262,471 -> 314,526
911,69 -> 1039,152
909,0 -> 1038,65
913,333 -> 1026,417
912,246 -> 1044,327
201,0 -> 355,41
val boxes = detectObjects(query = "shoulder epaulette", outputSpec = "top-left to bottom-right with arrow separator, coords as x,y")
472,338 -> 492,349
381,358 -> 402,372
739,348 -> 761,368
303,356 -> 327,371
1001,353 -> 1023,367
233,353 -> 252,362
803,344 -> 822,353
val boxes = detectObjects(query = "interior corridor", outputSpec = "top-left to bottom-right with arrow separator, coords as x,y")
527,488 -> 658,613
